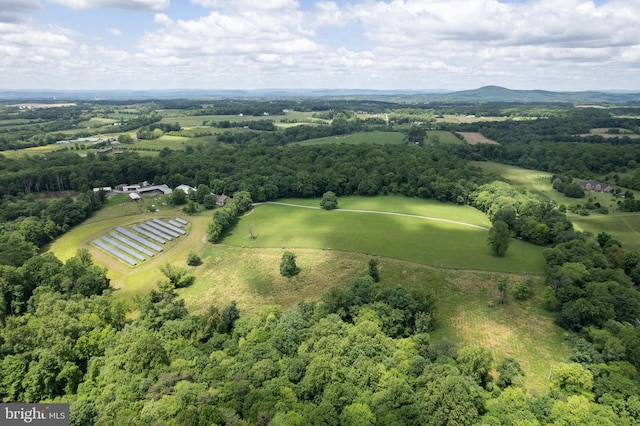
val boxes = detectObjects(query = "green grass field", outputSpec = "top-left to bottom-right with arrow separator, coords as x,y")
159,112 -> 318,128
226,201 -> 545,274
278,196 -> 492,227
46,194 -> 567,391
124,134 -> 222,152
426,130 -> 465,145
473,161 -> 640,250
294,131 -> 406,146
571,213 -> 640,251
435,114 -> 511,124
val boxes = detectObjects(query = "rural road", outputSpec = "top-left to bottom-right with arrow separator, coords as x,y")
253,202 -> 490,230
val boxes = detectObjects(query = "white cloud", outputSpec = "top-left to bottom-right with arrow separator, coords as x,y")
2,0 -> 640,90
192,0 -> 299,10
48,0 -> 168,12
0,0 -> 42,22
308,1 -> 349,27
138,8 -> 316,58
154,12 -> 172,25
107,27 -> 122,37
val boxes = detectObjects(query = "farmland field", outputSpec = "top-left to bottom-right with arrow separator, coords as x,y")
473,161 -> 640,250
278,196 -> 492,227
224,201 -> 545,274
130,134 -> 223,150
435,114 -> 510,124
159,111 -> 319,128
571,213 -> 640,251
426,130 -> 464,145
472,161 -> 629,205
180,245 -> 567,391
459,132 -> 500,144
294,131 -> 406,146
46,194 -> 564,390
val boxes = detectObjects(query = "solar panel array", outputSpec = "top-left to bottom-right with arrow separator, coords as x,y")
92,217 -> 190,266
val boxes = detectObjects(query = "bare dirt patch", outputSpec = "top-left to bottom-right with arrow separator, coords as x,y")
458,132 -> 500,145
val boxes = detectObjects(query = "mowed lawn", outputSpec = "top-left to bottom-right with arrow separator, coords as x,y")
225,201 -> 545,274
277,196 -> 492,227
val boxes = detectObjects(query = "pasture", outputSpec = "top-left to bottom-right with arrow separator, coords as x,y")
459,132 -> 500,145
180,245 -> 566,391
124,134 -> 222,152
473,161 -> 622,206
435,114 -> 510,124
225,201 -> 545,274
294,131 -> 406,146
278,196 -> 492,227
46,194 -> 567,390
426,130 -> 464,145
473,161 -> 640,250
159,111 -> 318,128
571,213 -> 640,251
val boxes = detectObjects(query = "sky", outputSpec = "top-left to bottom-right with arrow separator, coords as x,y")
0,0 -> 639,91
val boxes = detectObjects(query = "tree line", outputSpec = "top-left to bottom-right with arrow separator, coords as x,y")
0,143 -> 494,204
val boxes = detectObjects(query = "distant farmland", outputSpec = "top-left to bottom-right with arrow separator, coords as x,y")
294,131 -> 406,146
458,132 -> 500,145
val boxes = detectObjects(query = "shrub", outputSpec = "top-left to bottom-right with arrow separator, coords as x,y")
186,250 -> 201,266
280,251 -> 300,277
513,282 -> 532,300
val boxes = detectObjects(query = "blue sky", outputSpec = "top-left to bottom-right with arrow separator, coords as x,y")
1,0 -> 639,91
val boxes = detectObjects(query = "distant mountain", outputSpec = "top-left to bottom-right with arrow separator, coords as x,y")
429,85 -> 640,103
0,86 -> 638,103
0,88 -> 451,102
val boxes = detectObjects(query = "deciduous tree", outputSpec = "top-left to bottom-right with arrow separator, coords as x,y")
488,220 -> 510,256
320,191 -> 338,210
280,251 -> 300,277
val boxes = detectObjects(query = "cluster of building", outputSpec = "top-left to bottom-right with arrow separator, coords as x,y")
93,182 -> 229,206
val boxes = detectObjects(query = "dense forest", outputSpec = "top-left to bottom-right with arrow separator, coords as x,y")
1,99 -> 640,424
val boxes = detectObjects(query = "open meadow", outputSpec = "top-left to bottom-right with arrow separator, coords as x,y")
158,110 -> 319,128
425,130 -> 465,145
45,193 -> 566,391
225,200 -> 544,274
473,161 -> 640,250
294,131 -> 406,146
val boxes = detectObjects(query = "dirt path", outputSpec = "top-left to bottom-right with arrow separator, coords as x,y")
253,202 -> 490,230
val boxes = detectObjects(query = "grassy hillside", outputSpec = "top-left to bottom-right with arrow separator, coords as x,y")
226,201 -> 544,274
473,161 -> 640,250
45,194 -> 567,391
180,245 -> 567,391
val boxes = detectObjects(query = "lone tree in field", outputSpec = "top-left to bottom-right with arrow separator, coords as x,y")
368,258 -> 380,282
488,220 -> 510,256
160,263 -> 195,288
320,191 -> 338,210
280,251 -> 300,277
186,250 -> 201,266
